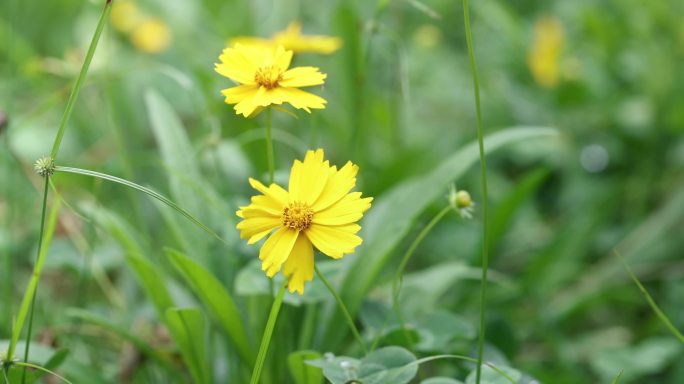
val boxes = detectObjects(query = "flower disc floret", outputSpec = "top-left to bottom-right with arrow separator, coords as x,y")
236,149 -> 373,294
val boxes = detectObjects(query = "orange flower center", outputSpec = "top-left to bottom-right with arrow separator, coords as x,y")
254,66 -> 283,89
282,201 -> 314,231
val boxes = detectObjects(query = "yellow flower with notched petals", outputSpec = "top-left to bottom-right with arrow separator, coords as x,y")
230,22 -> 342,54
215,44 -> 327,117
236,149 -> 372,294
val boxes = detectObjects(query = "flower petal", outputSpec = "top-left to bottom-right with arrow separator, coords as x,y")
282,235 -> 314,295
312,161 -> 359,211
221,85 -> 258,104
236,216 -> 281,244
259,227 -> 299,277
248,178 -> 289,208
273,45 -> 293,71
280,87 -> 327,112
215,45 -> 259,84
288,149 -> 329,205
280,67 -> 327,87
305,223 -> 362,259
313,192 -> 372,226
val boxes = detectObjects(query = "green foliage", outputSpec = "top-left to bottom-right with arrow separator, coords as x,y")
2,0 -> 683,383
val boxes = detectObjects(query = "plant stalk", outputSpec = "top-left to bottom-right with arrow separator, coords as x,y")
315,264 -> 367,354
392,205 -> 452,345
462,0 -> 490,382
249,282 -> 287,384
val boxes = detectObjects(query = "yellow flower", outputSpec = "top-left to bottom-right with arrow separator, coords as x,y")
215,44 -> 327,117
527,16 -> 564,88
130,19 -> 172,54
236,149 -> 373,294
230,22 -> 342,54
110,0 -> 144,33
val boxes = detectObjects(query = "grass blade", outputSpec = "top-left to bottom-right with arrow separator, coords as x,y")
54,166 -> 226,245
166,248 -> 255,366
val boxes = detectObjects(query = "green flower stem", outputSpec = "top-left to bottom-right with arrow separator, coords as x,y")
50,1 -> 111,159
315,264 -> 368,354
265,108 -> 275,184
462,0 -> 490,382
249,281 -> 287,384
392,205 -> 452,345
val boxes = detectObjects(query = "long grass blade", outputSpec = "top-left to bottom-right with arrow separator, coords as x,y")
54,166 -> 227,245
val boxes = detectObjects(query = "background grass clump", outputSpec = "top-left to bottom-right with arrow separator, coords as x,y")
1,0 -> 683,383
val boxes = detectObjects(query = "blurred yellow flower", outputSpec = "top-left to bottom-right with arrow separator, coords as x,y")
215,44 -> 327,117
130,19 -> 172,54
236,149 -> 372,294
528,16 -> 564,88
231,22 -> 342,54
110,0 -> 144,33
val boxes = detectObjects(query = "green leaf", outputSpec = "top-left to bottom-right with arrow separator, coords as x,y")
56,166 -> 225,244
421,378 -> 464,384
309,347 -> 418,384
166,248 -> 255,366
358,346 -> 418,384
65,308 -> 180,374
327,127 -> 557,346
488,167 -> 550,252
465,365 -> 522,384
590,337 -> 682,382
288,350 -> 324,384
145,89 -> 203,218
165,308 -> 210,384
126,254 -> 174,316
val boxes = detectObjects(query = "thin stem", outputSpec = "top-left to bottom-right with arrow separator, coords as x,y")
392,205 -> 452,345
616,250 -> 684,344
20,290 -> 38,384
50,1 -> 111,159
265,108 -> 275,184
9,178 -> 50,383
314,264 -> 368,354
462,0 -> 489,382
249,282 -> 286,384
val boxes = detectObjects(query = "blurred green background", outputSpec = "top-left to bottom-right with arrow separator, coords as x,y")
1,0 -> 683,383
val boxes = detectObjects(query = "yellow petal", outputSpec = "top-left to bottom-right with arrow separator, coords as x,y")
259,227 -> 299,277
216,45 -> 259,84
280,67 -> 327,87
236,216 -> 281,244
288,149 -> 329,205
313,192 -> 372,226
251,87 -> 292,108
273,45 -> 293,71
234,91 -> 259,117
221,85 -> 258,104
282,235 -> 314,295
279,87 -> 327,112
312,161 -> 359,211
248,178 -> 289,207
305,223 -> 362,259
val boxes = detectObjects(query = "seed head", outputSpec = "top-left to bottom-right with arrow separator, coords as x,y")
34,157 -> 56,178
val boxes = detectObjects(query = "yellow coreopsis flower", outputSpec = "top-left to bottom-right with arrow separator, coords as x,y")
236,149 -> 372,294
230,22 -> 342,54
215,44 -> 327,117
130,19 -> 172,54
527,16 -> 564,88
